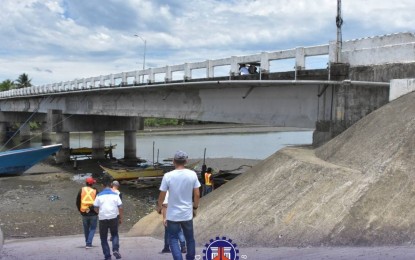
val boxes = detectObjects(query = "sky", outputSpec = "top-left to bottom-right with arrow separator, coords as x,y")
1,0 -> 414,86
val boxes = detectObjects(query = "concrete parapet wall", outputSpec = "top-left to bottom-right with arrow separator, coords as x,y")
390,79 -> 415,101
342,32 -> 415,51
343,43 -> 415,66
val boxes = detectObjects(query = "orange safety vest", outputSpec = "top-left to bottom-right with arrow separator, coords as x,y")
80,186 -> 97,213
205,172 -> 212,186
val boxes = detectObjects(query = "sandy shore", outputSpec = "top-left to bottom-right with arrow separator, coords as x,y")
0,156 -> 260,241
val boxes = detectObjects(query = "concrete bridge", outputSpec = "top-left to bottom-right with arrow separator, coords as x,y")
1,32 -> 415,162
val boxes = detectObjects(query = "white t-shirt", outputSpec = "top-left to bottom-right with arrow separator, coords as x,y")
163,191 -> 169,205
93,188 -> 122,220
160,168 -> 201,221
240,67 -> 249,75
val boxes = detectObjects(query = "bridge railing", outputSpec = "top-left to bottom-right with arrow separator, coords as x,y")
2,32 -> 415,98
1,44 -> 329,98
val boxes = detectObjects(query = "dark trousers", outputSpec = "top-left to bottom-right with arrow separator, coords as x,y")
99,218 -> 119,259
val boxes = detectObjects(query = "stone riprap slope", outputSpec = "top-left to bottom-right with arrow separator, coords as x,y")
128,91 -> 415,247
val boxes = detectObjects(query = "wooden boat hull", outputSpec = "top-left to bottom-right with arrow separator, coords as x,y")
100,165 -> 165,180
0,144 -> 62,175
100,161 -> 200,181
70,145 -> 116,156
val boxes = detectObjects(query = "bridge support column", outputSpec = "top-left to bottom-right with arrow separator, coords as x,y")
55,132 -> 70,163
92,131 -> 105,160
0,122 -> 7,142
20,123 -> 31,144
41,121 -> 52,146
124,130 -> 137,161
50,109 -> 70,163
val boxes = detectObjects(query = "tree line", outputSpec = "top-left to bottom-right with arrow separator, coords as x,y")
0,73 -> 32,91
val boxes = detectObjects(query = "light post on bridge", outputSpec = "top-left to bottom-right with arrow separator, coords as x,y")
134,34 -> 146,84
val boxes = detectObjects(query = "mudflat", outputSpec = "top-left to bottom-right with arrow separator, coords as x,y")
0,156 -> 259,240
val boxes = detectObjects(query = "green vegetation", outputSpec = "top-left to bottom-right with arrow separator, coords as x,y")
144,118 -> 179,127
0,73 -> 32,91
0,79 -> 15,91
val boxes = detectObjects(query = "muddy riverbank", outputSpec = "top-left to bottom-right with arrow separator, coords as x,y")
0,156 -> 260,240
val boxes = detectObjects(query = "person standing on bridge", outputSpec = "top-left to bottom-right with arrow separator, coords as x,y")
76,177 -> 98,249
239,64 -> 249,75
157,150 -> 201,260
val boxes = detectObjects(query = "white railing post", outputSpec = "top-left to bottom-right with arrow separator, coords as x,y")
295,47 -> 305,70
184,63 -> 191,81
165,66 -> 172,82
122,72 -> 127,86
329,40 -> 338,63
207,60 -> 214,78
148,68 -> 155,83
260,52 -> 270,73
230,56 -> 239,76
134,71 -> 140,85
110,74 -> 115,86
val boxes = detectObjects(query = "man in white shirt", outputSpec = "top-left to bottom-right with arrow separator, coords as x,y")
157,151 -> 201,260
94,176 -> 123,260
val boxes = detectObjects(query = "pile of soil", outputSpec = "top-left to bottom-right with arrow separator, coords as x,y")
129,91 -> 415,247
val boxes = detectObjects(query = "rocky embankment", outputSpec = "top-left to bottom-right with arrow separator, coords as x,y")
128,91 -> 415,247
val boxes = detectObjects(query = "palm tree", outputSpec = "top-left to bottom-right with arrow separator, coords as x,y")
15,73 -> 32,88
0,79 -> 15,91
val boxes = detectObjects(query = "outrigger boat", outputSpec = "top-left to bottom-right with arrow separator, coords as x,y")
70,144 -> 116,158
100,160 -> 200,181
0,144 -> 62,175
100,165 -> 165,180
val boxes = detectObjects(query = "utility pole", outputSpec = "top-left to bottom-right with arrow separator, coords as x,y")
134,34 -> 147,83
336,0 -> 343,63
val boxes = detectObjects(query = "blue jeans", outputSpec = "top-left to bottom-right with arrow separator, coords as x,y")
167,220 -> 195,260
82,215 -> 97,246
164,225 -> 185,249
99,218 -> 119,259
204,185 -> 213,195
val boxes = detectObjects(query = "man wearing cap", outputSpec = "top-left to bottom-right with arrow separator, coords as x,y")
76,177 -> 98,249
157,151 -> 201,260
94,176 -> 123,260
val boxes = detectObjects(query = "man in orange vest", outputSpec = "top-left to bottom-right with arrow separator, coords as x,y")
204,167 -> 214,195
76,177 -> 98,249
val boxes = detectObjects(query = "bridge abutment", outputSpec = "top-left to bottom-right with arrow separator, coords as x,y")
313,62 -> 415,147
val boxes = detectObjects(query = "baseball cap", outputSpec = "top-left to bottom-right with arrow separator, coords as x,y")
174,150 -> 188,161
86,177 -> 96,185
112,180 -> 120,187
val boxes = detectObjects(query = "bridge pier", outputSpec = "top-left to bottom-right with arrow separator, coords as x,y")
41,121 -> 52,146
124,130 -> 137,162
0,122 -> 7,142
92,131 -> 105,160
19,123 -> 31,145
55,131 -> 70,163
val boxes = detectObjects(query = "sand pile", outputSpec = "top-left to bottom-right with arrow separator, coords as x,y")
128,91 -> 415,247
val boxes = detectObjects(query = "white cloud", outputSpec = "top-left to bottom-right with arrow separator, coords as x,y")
0,0 -> 414,85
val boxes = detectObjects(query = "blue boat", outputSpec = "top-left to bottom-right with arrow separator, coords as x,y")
0,144 -> 62,175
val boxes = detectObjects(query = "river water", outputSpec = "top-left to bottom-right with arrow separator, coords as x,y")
5,130 -> 313,161
70,130 -> 313,161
